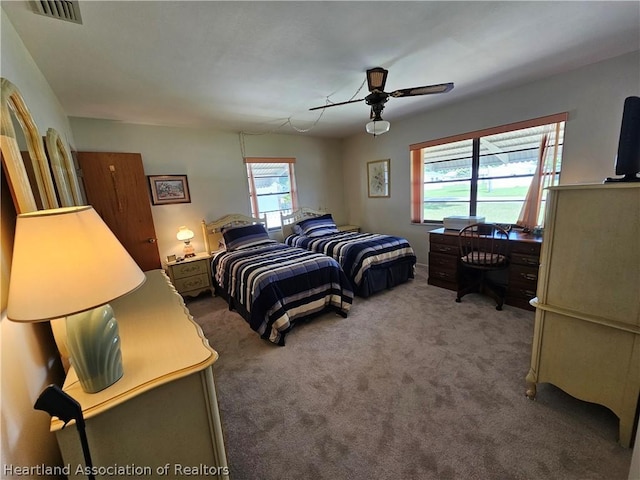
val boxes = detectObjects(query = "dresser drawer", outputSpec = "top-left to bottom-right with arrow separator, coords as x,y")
174,273 -> 210,293
172,259 -> 209,279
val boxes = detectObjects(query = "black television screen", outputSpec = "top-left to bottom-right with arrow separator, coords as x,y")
606,96 -> 640,182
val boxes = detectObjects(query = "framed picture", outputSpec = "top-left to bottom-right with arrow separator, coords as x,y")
367,159 -> 390,198
148,175 -> 191,205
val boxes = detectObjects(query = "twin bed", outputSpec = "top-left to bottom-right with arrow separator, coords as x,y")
281,208 -> 416,297
201,210 -> 415,345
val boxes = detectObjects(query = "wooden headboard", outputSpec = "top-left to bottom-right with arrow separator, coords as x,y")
201,213 -> 266,254
280,207 -> 327,238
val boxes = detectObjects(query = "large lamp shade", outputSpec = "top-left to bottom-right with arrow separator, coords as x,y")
7,206 -> 146,392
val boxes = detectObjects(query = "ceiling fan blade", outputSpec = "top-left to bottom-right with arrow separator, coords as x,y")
390,82 -> 454,98
309,98 -> 365,111
367,67 -> 388,92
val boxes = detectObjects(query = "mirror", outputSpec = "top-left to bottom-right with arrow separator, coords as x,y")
45,128 -> 84,207
1,77 -> 58,213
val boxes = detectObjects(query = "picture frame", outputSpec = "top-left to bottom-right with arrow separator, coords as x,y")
367,159 -> 390,198
148,175 -> 191,205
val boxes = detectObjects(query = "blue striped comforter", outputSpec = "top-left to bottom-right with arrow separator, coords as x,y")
284,232 -> 416,293
212,242 -> 353,345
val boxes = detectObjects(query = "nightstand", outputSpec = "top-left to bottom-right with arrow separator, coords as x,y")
165,252 -> 213,298
338,225 -> 360,233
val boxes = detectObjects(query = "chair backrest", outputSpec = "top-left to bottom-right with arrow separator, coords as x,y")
458,223 -> 510,268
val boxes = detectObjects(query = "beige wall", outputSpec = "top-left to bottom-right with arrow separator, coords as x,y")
68,119 -> 346,260
342,51 -> 640,263
70,51 -> 640,266
1,11 -> 69,475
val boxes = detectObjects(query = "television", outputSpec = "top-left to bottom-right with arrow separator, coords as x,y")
605,96 -> 640,183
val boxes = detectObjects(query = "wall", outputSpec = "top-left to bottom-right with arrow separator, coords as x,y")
342,51 -> 640,263
68,119 -> 346,260
1,10 -> 69,475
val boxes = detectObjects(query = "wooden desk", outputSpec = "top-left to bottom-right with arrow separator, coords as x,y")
52,270 -> 229,479
428,227 -> 542,311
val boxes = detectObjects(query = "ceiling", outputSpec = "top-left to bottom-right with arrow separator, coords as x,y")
2,1 -> 639,138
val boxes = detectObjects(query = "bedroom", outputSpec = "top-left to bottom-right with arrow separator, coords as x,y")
1,1 -> 639,479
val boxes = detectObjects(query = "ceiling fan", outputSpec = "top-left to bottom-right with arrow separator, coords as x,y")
309,67 -> 454,134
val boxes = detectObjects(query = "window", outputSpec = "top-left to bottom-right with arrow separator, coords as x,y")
410,113 -> 567,225
245,157 -> 298,229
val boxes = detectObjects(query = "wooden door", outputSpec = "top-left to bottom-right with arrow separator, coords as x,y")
77,152 -> 160,271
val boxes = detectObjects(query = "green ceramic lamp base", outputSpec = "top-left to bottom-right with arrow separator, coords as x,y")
66,304 -> 123,393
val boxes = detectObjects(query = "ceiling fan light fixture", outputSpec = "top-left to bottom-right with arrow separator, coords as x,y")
367,67 -> 388,91
366,119 -> 390,136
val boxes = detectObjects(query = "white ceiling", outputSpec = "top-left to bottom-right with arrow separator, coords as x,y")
2,1 -> 639,138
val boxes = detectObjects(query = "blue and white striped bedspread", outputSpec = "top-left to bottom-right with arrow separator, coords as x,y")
212,242 -> 353,345
284,232 -> 416,288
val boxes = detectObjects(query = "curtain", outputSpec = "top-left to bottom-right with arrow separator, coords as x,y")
516,122 -> 561,229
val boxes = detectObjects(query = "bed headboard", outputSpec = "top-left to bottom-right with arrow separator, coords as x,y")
280,207 -> 327,238
201,213 -> 266,254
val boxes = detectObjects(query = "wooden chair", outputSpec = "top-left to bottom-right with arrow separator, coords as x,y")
455,223 -> 510,310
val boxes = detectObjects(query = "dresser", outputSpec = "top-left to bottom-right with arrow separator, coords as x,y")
52,270 -> 229,478
526,184 -> 640,447
428,227 -> 542,311
165,252 -> 213,298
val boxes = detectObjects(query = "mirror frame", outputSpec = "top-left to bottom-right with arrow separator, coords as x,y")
1,78 -> 84,213
1,77 -> 59,213
45,128 -> 83,206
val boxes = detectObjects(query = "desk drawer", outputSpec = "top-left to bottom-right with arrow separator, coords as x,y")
429,252 -> 458,271
509,264 -> 539,286
510,240 -> 541,256
511,252 -> 540,267
431,243 -> 458,255
428,253 -> 457,290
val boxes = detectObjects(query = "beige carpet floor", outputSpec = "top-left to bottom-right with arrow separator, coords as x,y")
187,265 -> 633,480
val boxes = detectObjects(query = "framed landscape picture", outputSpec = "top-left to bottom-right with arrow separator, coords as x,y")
367,159 -> 390,198
148,175 -> 191,205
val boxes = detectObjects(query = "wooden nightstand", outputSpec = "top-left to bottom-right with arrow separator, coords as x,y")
165,252 -> 213,298
338,225 -> 360,233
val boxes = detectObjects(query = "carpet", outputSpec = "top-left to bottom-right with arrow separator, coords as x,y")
188,265 -> 632,480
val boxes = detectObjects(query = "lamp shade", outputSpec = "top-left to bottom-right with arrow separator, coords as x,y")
366,120 -> 391,136
7,206 -> 146,322
176,226 -> 195,241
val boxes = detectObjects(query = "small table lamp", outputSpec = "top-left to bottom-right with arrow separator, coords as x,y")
177,225 -> 195,257
7,206 -> 146,394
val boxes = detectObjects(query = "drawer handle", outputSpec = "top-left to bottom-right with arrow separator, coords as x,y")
181,265 -> 200,274
184,279 -> 203,288
515,289 -> 536,296
521,273 -> 538,281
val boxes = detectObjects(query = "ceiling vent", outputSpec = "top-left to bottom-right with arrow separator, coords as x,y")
32,1 -> 82,24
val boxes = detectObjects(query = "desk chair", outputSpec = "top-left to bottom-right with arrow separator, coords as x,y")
456,223 -> 510,310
